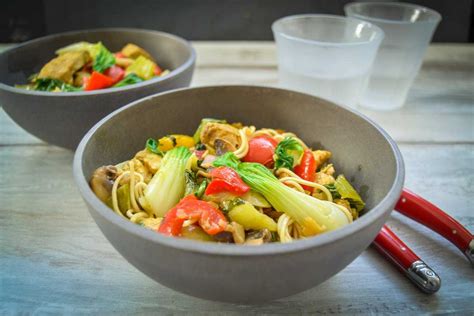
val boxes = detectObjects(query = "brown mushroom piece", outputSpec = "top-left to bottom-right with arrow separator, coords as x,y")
200,122 -> 241,153
213,231 -> 234,243
90,165 -> 119,202
214,138 -> 236,156
244,229 -> 272,245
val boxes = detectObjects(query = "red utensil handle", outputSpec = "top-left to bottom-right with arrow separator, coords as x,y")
396,188 -> 474,265
373,225 -> 441,294
374,225 -> 419,269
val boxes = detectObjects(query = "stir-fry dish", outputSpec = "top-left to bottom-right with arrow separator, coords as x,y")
90,119 -> 365,245
17,42 -> 168,92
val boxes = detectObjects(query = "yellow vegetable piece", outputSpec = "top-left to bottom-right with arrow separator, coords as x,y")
158,135 -> 195,151
181,224 -> 215,242
125,56 -> 156,80
241,190 -> 271,208
228,202 -> 277,232
117,184 -> 131,213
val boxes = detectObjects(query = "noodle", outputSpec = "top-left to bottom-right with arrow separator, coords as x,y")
91,119 -> 364,245
276,168 -> 333,202
233,127 -> 253,159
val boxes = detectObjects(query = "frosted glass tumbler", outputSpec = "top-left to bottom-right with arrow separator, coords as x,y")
272,15 -> 384,108
345,2 -> 441,110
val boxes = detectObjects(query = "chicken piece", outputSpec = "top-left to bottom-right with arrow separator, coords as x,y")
38,51 -> 90,84
320,164 -> 335,176
134,149 -> 162,174
73,71 -> 90,87
200,122 -> 241,152
313,150 -> 332,169
121,43 -> 155,61
315,172 -> 335,186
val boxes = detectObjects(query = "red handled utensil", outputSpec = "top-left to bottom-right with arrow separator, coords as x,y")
395,189 -> 474,265
372,188 -> 473,294
373,225 -> 441,294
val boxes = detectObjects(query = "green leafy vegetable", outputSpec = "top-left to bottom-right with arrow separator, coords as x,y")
114,73 -> 144,88
334,175 -> 365,213
192,118 -> 226,143
145,138 -> 164,156
324,183 -> 341,200
274,137 -> 304,170
32,78 -> 82,92
194,180 -> 208,199
56,41 -> 115,73
213,151 -> 241,169
93,43 -> 115,73
142,147 -> 192,217
185,170 -> 198,196
215,153 -> 352,236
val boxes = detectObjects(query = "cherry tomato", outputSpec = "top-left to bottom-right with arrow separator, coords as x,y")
104,65 -> 125,84
243,135 -> 279,167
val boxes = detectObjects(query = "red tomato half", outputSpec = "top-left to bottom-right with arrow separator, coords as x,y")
243,135 -> 279,167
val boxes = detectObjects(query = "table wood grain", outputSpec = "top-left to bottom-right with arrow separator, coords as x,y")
1,42 -> 473,315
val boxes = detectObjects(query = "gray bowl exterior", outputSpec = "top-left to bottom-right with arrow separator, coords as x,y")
74,86 -> 405,303
0,28 -> 195,150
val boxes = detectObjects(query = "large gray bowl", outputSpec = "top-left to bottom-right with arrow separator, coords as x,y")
73,86 -> 405,303
0,28 -> 195,150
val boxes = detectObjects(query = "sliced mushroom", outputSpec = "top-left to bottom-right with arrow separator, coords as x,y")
90,165 -> 119,202
200,122 -> 241,152
244,229 -> 272,245
213,231 -> 234,243
214,138 -> 236,156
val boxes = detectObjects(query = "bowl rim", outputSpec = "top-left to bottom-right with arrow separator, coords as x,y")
73,85 -> 405,256
0,27 -> 196,97
271,14 -> 385,47
344,2 -> 442,25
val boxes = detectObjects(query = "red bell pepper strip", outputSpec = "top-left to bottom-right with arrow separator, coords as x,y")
104,65 -> 125,84
293,149 -> 317,192
205,166 -> 250,196
158,195 -> 228,237
84,71 -> 114,91
242,135 -> 279,167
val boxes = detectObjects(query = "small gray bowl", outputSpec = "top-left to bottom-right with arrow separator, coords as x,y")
0,28 -> 195,150
73,86 -> 404,303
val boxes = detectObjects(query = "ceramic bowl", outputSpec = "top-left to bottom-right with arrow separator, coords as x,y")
0,28 -> 195,149
73,86 -> 404,303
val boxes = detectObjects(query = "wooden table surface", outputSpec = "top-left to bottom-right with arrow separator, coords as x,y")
1,42 -> 473,315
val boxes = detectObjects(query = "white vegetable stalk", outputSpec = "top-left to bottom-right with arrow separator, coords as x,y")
143,147 -> 191,217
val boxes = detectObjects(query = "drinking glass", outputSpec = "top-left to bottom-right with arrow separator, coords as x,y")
345,2 -> 441,110
272,14 -> 384,108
